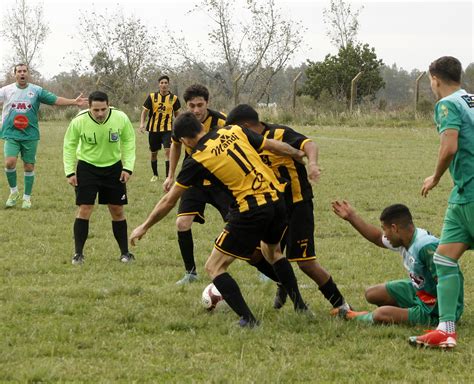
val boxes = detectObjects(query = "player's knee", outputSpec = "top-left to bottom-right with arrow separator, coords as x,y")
364,286 -> 379,304
5,158 -> 17,169
176,216 -> 193,231
150,151 -> 158,160
23,163 -> 34,172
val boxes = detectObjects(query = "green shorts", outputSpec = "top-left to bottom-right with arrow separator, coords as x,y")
385,279 -> 439,326
440,202 -> 474,249
4,139 -> 38,164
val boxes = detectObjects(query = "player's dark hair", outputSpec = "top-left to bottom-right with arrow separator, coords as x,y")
183,84 -> 209,102
14,63 -> 28,74
429,56 -> 462,84
226,104 -> 260,125
173,111 -> 203,139
158,75 -> 170,82
380,204 -> 413,228
88,91 -> 109,105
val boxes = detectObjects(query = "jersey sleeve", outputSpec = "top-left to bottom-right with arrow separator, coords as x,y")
143,94 -> 152,110
173,97 -> 181,111
39,88 -> 58,105
418,243 -> 438,279
241,126 -> 265,151
282,126 -> 310,150
436,100 -> 462,133
63,119 -> 81,176
120,114 -> 136,172
176,156 -> 205,188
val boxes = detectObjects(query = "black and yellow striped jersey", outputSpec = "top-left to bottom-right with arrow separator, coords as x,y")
176,125 -> 286,213
143,92 -> 181,132
259,123 -> 313,203
172,109 -> 226,155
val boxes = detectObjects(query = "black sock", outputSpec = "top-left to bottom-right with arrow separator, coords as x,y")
272,258 -> 307,311
74,218 -> 89,254
319,276 -> 345,308
165,161 -> 170,177
112,220 -> 129,255
178,230 -> 196,274
213,273 -> 256,322
248,258 -> 279,282
151,160 -> 158,176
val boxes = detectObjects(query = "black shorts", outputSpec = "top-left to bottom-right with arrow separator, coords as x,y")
214,199 -> 287,260
75,160 -> 128,205
177,184 -> 232,224
284,200 -> 316,261
148,131 -> 171,152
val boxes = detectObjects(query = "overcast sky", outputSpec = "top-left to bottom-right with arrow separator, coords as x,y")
0,0 -> 472,78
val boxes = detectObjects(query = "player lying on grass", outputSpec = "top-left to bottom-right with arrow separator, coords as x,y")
331,200 -> 464,329
130,112 -> 311,327
226,104 -> 353,316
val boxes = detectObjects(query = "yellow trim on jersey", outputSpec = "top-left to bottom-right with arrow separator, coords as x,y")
299,138 -> 311,150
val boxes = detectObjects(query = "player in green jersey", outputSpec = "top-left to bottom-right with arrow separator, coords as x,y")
332,200 -> 463,328
410,56 -> 473,349
63,91 -> 136,265
0,63 -> 88,209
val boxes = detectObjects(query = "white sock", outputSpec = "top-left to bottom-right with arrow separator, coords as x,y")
437,321 -> 456,333
23,194 -> 31,201
10,186 -> 18,194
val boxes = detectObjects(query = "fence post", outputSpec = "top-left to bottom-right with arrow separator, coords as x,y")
233,73 -> 243,106
292,71 -> 303,110
350,71 -> 363,113
415,71 -> 426,118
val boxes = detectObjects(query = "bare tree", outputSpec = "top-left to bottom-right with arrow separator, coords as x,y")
0,0 -> 50,70
169,0 -> 305,104
323,0 -> 363,49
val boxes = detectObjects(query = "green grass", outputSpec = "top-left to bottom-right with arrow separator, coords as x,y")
0,121 -> 472,383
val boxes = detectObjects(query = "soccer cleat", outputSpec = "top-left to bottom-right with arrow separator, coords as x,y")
176,272 -> 199,285
120,252 -> 135,263
150,175 -> 158,182
72,253 -> 85,265
330,303 -> 368,320
5,191 -> 20,208
408,329 -> 457,349
238,317 -> 260,328
273,284 -> 288,309
21,199 -> 32,209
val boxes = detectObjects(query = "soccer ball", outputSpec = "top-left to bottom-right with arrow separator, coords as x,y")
201,283 -> 227,311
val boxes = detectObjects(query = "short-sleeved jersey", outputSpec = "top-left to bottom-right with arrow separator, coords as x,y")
0,82 -> 57,141
176,125 -> 285,213
382,227 -> 463,307
435,89 -> 474,203
63,107 -> 136,176
259,123 -> 313,203
172,109 -> 226,155
143,92 -> 180,132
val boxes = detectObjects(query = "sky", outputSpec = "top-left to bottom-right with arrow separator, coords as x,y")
0,0 -> 472,79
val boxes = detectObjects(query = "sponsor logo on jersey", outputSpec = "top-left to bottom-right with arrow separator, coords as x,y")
27,91 -> 35,98
11,101 -> 32,111
461,94 -> 474,108
211,132 -> 239,156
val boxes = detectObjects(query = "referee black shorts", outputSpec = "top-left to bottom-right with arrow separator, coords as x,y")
214,199 -> 287,260
75,160 -> 128,206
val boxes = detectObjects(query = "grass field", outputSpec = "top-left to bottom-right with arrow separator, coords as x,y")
0,121 -> 473,383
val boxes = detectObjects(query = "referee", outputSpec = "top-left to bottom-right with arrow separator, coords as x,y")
63,91 -> 136,265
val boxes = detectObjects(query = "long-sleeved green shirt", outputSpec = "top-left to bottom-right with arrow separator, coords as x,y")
63,107 -> 136,176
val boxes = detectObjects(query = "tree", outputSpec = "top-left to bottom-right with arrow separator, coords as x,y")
0,0 -> 50,70
301,43 -> 384,103
168,0 -> 305,104
323,0 -> 363,49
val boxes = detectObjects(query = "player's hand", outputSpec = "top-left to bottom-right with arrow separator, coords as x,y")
292,150 -> 306,165
120,171 -> 131,184
421,175 -> 439,197
331,200 -> 355,221
139,125 -> 146,134
130,224 -> 147,246
67,175 -> 78,187
163,176 -> 174,193
307,162 -> 321,183
74,93 -> 89,107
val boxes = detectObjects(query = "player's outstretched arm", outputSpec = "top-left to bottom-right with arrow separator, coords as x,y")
331,200 -> 385,248
130,184 -> 185,245
163,141 -> 182,192
55,93 -> 88,107
302,141 -> 321,183
421,129 -> 458,197
263,138 -> 305,164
